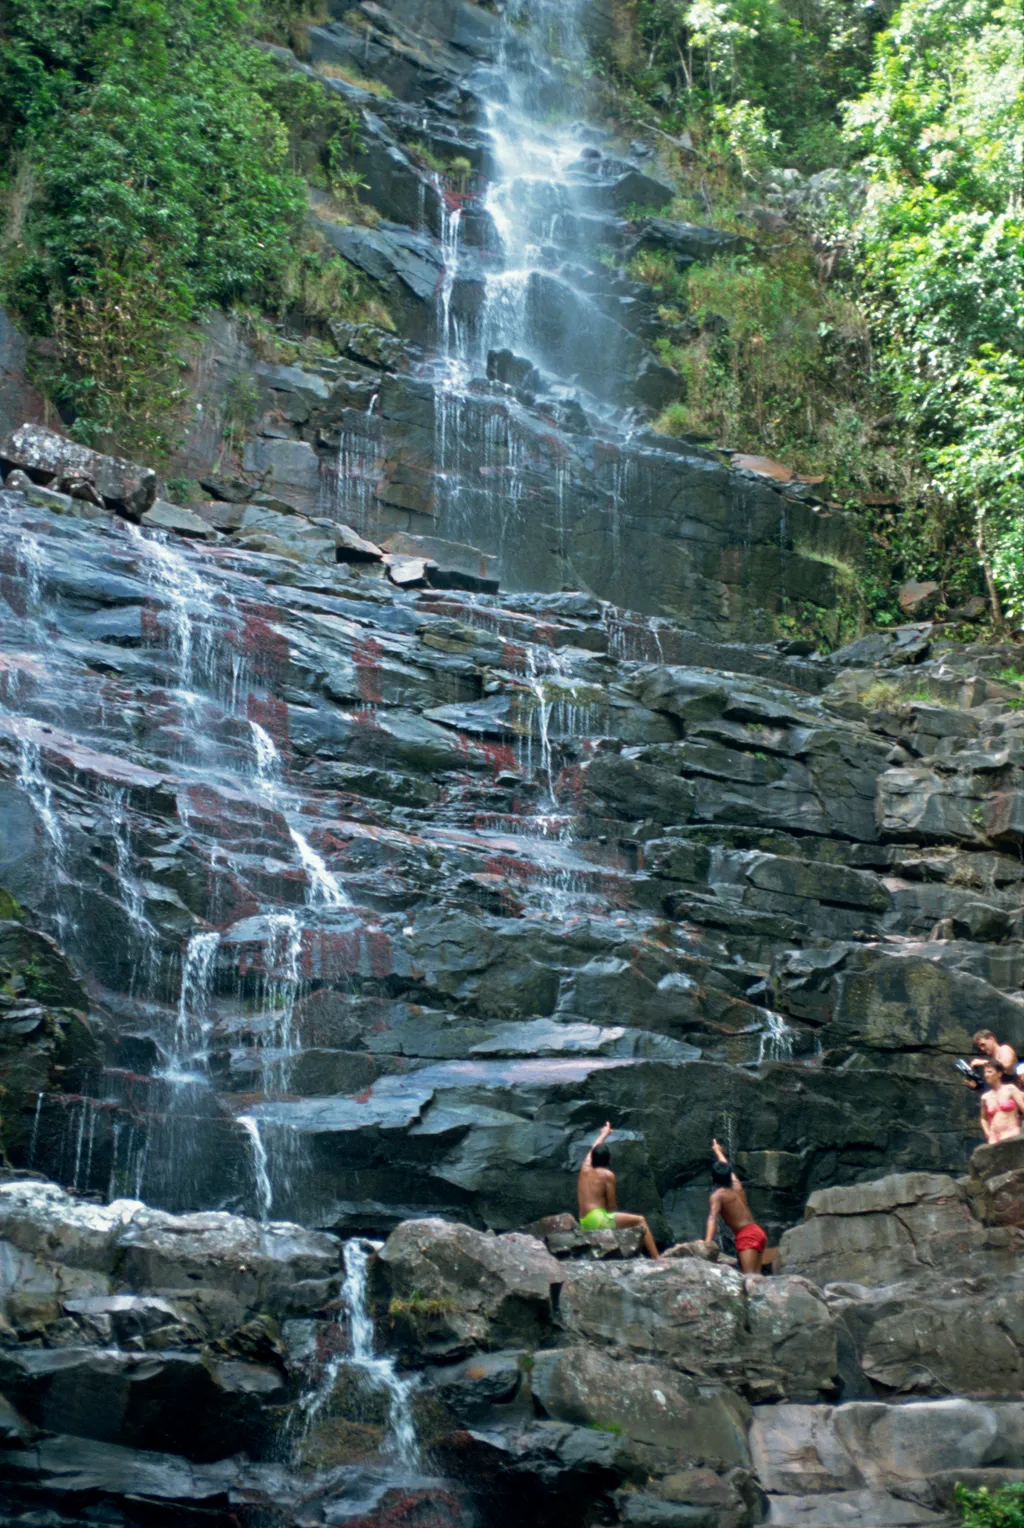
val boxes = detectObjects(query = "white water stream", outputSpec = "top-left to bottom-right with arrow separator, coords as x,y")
303,1240 -> 420,1470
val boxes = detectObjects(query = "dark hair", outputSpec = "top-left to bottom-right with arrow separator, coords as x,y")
711,1160 -> 733,1186
591,1144 -> 612,1169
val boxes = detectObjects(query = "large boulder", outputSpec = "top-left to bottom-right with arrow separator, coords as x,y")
557,1260 -> 837,1400
372,1218 -> 564,1357
1,424 -> 156,517
967,1136 -> 1024,1227
530,1345 -> 750,1463
0,1179 -> 342,1336
778,1172 -> 1006,1285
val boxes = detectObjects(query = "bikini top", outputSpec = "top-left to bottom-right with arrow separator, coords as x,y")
984,1092 -> 1021,1115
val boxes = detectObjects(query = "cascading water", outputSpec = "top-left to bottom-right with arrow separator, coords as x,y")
171,930 -> 220,1078
303,1240 -> 420,1471
238,1114 -> 274,1222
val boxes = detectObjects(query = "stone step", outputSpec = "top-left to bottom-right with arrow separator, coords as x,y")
765,1491 -> 949,1527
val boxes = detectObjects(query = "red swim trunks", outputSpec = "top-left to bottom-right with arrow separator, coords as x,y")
734,1223 -> 768,1254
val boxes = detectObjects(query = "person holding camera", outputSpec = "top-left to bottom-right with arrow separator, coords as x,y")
979,1059 -> 1024,1144
971,1030 -> 1018,1082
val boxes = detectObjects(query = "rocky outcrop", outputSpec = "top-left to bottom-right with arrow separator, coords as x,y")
143,0 -> 867,643
5,482 -> 1024,1248
363,1198 -> 1024,1526
1,1162 -> 1023,1526
0,426 -> 157,518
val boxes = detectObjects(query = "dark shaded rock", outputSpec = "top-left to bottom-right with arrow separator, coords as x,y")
628,219 -> 742,264
584,754 -> 694,825
580,171 -> 675,214
487,349 -> 542,392
372,1218 -> 563,1358
198,474 -> 255,502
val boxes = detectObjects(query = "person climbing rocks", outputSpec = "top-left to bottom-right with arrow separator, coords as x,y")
705,1138 -> 768,1273
970,1030 -> 1019,1085
979,1060 -> 1024,1144
576,1121 -> 661,1258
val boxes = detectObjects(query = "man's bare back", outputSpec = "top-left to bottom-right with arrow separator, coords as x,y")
705,1137 -> 768,1273
576,1122 -> 660,1259
707,1183 -> 754,1237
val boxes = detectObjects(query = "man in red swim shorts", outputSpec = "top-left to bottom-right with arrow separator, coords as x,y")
704,1138 -> 768,1273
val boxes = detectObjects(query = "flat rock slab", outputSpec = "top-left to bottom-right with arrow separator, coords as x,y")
385,532 -> 499,592
141,499 -> 217,539
765,1489 -> 945,1526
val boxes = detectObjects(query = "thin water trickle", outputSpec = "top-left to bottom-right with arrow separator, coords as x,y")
289,825 -> 349,908
250,719 -> 282,788
28,1091 -> 44,1167
17,738 -> 67,864
170,931 -> 220,1077
238,1115 -> 273,1222
758,1010 -> 795,1065
303,1240 -> 420,1470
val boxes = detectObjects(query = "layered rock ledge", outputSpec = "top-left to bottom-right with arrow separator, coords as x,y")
2,1168 -> 1022,1527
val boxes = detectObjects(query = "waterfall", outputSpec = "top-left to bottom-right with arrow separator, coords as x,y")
303,1240 -> 420,1471
758,1010 -> 795,1064
238,1115 -> 273,1222
288,826 -> 350,909
250,719 -> 282,788
170,931 -> 220,1077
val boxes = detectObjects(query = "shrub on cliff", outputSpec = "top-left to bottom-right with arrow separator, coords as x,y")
0,0 -> 356,457
847,0 -> 1024,626
955,1482 -> 1024,1526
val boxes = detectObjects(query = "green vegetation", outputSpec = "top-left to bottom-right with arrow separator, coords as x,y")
602,0 -> 1024,631
859,679 -> 900,710
388,1293 -> 457,1319
0,0 -> 366,458
848,0 -> 1024,628
955,1482 -> 1024,1527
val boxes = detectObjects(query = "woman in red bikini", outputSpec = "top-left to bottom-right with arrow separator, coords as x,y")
979,1060 -> 1024,1144
705,1138 -> 768,1273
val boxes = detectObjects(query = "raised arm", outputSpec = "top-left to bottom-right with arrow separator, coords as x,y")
582,1121 -> 612,1169
704,1189 -> 720,1245
712,1137 -> 742,1190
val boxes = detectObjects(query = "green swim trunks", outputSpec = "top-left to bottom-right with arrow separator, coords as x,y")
580,1208 -> 617,1231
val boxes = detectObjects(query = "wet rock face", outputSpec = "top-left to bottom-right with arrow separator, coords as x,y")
4,487 -> 1024,1249
158,0 -> 864,641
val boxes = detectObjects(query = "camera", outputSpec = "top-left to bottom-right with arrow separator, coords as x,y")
954,1058 -> 984,1088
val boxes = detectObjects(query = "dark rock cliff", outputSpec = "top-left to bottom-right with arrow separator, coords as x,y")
0,0 -> 1020,1518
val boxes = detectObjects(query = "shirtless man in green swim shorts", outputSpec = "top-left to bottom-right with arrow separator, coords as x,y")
576,1122 -> 661,1258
